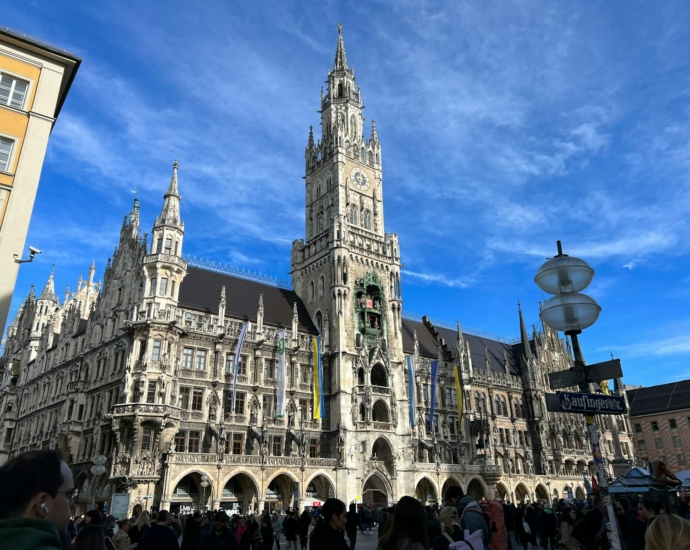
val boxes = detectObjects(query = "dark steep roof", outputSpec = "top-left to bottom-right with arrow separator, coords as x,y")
627,380 -> 690,417
401,317 -> 520,375
179,266 -> 318,334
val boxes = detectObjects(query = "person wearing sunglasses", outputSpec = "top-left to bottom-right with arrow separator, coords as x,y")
200,511 -> 239,550
0,449 -> 77,550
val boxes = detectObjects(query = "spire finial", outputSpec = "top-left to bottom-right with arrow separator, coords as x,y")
157,159 -> 182,226
334,23 -> 348,70
173,158 -> 179,171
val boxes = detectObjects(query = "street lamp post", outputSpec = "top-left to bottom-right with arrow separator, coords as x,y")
200,474 -> 210,511
90,455 -> 107,511
535,241 -> 622,550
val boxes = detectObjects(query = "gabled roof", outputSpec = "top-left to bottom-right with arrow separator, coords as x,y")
179,266 -> 318,333
627,380 -> 690,417
401,317 -> 519,375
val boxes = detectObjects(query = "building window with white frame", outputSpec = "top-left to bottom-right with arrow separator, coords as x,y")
159,277 -> 169,296
0,137 -> 13,173
195,349 -> 207,370
0,75 -> 28,109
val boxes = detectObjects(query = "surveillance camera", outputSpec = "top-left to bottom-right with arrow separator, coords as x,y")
28,246 -> 42,255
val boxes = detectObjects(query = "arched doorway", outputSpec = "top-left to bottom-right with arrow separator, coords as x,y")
371,364 -> 387,387
575,486 -> 585,500
372,400 -> 389,422
372,437 -> 395,476
414,477 -> 437,505
363,473 -> 389,506
495,483 -> 509,502
466,478 -> 485,501
441,477 -> 461,501
221,473 -> 259,514
171,472 -> 214,513
515,483 -> 529,503
305,474 -> 335,507
266,473 -> 296,512
535,484 -> 549,503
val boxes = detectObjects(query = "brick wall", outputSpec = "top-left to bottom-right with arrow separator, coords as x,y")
631,408 -> 690,472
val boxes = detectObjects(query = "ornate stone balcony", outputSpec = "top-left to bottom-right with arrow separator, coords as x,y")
167,453 -> 338,469
111,403 -> 182,420
143,254 -> 188,270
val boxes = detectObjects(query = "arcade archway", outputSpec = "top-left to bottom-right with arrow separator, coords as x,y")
495,482 -> 509,502
171,472 -> 214,513
363,473 -> 389,506
305,474 -> 335,507
265,473 -> 297,512
372,400 -> 390,422
535,484 -> 549,503
414,477 -> 437,505
441,477 -> 461,500
575,487 -> 585,500
221,473 -> 259,514
372,437 -> 395,476
466,478 -> 485,501
515,483 -> 529,503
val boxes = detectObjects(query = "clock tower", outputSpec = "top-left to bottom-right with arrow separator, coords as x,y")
291,25 -> 407,498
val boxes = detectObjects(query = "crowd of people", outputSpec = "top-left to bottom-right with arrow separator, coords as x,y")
1,450 -> 690,550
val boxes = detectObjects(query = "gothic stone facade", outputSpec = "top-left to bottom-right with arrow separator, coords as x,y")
0,27 -> 635,514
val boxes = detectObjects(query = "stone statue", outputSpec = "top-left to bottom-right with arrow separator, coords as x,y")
157,374 -> 166,403
121,370 -> 130,397
209,391 -> 218,422
218,423 -> 226,458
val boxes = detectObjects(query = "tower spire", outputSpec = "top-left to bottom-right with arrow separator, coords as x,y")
38,267 -> 58,303
334,23 -> 348,70
157,160 -> 182,226
518,301 -> 533,361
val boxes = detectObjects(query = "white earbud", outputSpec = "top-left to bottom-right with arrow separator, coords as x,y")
41,503 -> 49,514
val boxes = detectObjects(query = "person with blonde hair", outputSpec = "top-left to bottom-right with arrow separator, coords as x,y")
645,514 -> 690,550
431,507 -> 463,550
129,510 -> 151,543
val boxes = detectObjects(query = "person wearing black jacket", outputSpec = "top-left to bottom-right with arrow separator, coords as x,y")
260,517 -> 274,550
182,512 -> 203,550
200,512 -> 240,550
309,499 -> 349,550
137,510 -> 181,550
282,511 -> 298,550
297,510 -> 311,550
345,503 -> 363,550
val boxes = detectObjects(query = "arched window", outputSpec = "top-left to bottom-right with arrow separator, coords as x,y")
368,150 -> 374,165
361,147 -> 366,160
338,83 -> 343,98
315,181 -> 322,198
363,209 -> 372,230
350,116 -> 357,138
501,397 -> 508,417
326,175 -> 332,190
359,403 -> 366,421
316,213 -> 323,233
318,275 -> 325,297
349,206 -> 357,225
475,393 -> 481,414
357,367 -> 365,385
315,311 -> 323,333
309,281 -> 315,301
371,364 -> 388,387
494,397 -> 501,416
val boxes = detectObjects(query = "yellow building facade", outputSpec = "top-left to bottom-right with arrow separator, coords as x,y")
0,25 -> 80,341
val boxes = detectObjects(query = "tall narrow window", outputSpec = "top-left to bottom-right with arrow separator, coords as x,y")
188,431 -> 200,453
146,381 -> 156,403
159,278 -> 169,296
182,347 -> 194,369
363,209 -> 372,230
309,439 -> 318,458
164,237 -> 172,254
178,387 -> 190,409
349,206 -> 357,225
149,278 -> 157,296
141,427 -> 152,450
232,434 -> 243,455
0,75 -> 28,109
195,349 -> 207,370
174,430 -> 187,452
151,340 -> 162,362
235,392 -> 246,415
0,138 -> 13,173
192,388 -> 204,411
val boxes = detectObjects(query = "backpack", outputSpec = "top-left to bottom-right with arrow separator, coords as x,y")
445,529 -> 484,550
482,501 -> 507,550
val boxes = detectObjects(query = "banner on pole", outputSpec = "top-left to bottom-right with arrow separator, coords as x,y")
429,360 -> 439,431
312,337 -> 325,419
454,365 -> 463,433
407,356 -> 416,427
232,322 -> 250,413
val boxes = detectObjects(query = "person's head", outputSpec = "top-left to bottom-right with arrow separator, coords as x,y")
438,507 -> 459,534
132,504 -> 142,517
562,508 -> 577,526
0,450 -> 75,534
238,518 -> 246,528
202,512 -> 211,523
349,503 -> 356,513
645,514 -> 690,550
85,510 -> 102,525
445,485 -> 464,507
380,496 -> 429,550
214,511 -> 228,531
75,524 -> 106,550
105,515 -> 116,528
319,498 -> 347,531
638,499 -> 661,520
117,519 -> 130,532
157,510 -> 171,525
193,510 -> 202,522
135,510 -> 151,527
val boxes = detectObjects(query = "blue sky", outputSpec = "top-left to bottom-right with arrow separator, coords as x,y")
4,1 -> 690,387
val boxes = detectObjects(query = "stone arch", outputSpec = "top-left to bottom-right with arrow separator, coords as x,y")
318,275 -> 325,298
305,472 -> 336,504
371,363 -> 388,387
357,367 -> 365,385
170,470 -> 216,512
362,471 -> 392,506
495,482 -> 509,502
265,471 -> 299,512
414,476 -> 438,505
515,483 -> 530,503
535,484 -> 549,503
575,486 -> 585,500
221,472 -> 260,514
372,400 -> 389,422
466,477 -> 487,501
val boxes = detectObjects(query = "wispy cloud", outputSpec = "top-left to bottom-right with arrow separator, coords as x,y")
404,271 -> 470,288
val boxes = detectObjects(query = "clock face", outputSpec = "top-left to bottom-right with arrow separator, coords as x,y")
350,168 -> 370,191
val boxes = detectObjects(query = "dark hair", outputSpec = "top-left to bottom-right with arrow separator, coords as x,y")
117,518 -> 130,528
349,503 -> 356,513
310,498 -> 346,542
619,498 -> 629,509
86,510 -> 103,525
157,510 -> 171,522
562,507 -> 577,526
445,485 -> 464,502
0,450 -> 65,519
75,525 -> 106,550
640,499 -> 661,515
379,496 -> 430,550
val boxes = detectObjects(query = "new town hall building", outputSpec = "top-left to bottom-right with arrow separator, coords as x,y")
0,28 -> 636,515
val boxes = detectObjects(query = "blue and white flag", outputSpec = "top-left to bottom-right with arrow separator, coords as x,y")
407,355 -> 416,427
231,322 -> 250,413
429,360 -> 439,431
276,329 -> 287,418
